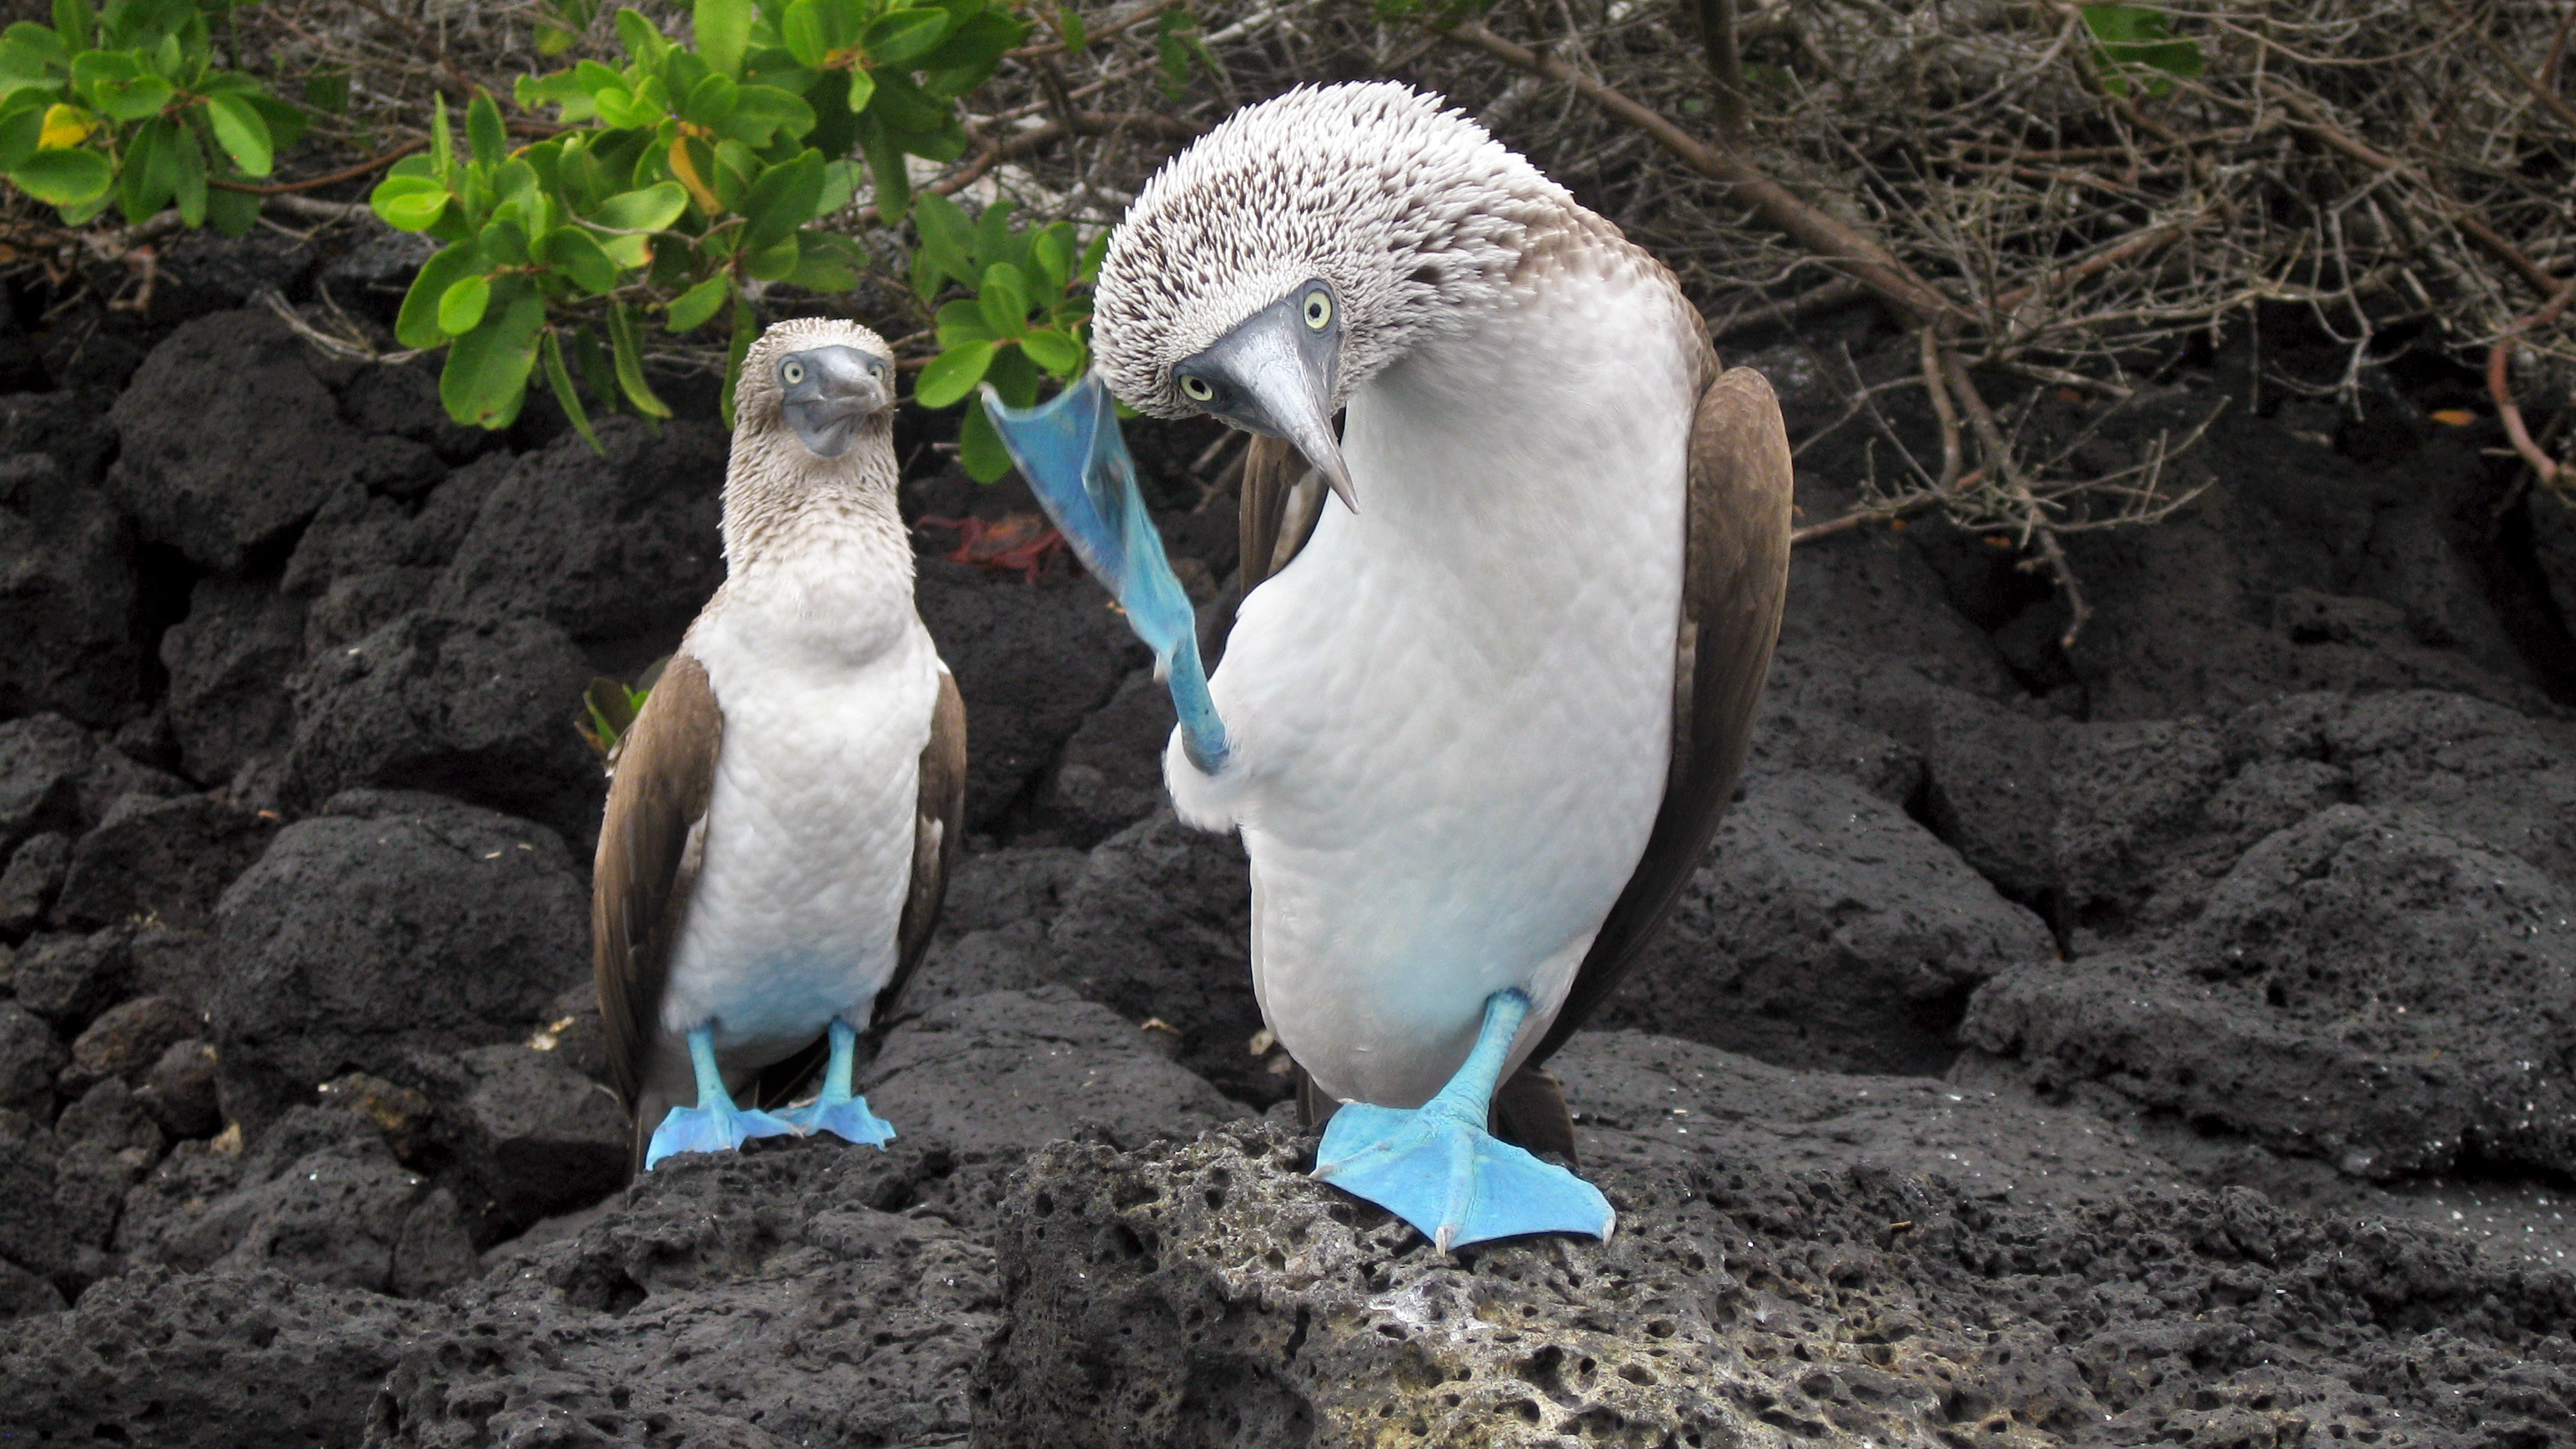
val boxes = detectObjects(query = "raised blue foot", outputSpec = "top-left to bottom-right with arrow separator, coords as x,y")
1313,990 -> 1615,1252
776,1020 -> 896,1147
644,1025 -> 797,1170
982,375 -> 1228,772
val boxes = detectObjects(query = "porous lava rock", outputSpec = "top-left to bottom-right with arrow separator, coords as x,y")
426,416 -> 727,646
210,790 -> 587,1134
157,574 -> 308,785
53,790 -> 277,931
0,453 -> 143,727
916,558 -> 1148,829
103,310 -> 439,572
0,1264 -> 434,1446
978,1113 -> 2575,1448
1596,770 -> 2055,1074
283,612 -> 601,841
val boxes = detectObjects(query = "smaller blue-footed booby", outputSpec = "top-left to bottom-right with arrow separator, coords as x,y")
988,83 -> 1792,1250
595,317 -> 967,1171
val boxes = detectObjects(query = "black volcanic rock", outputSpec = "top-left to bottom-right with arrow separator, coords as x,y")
210,791 -> 586,1134
103,310 -> 439,573
158,574 -> 308,785
0,454 -> 143,726
54,791 -> 277,932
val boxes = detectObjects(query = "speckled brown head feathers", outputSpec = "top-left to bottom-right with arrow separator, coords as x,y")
1092,83 -> 1579,419
721,317 -> 899,569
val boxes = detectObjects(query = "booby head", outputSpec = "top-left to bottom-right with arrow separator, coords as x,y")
1092,83 -> 1575,511
733,317 -> 896,463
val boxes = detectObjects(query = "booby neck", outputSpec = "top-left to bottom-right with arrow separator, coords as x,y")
699,427 -> 918,668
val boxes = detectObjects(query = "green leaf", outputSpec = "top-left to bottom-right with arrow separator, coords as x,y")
743,233 -> 800,280
862,8 -> 952,66
166,118 -> 203,225
479,216 -> 530,266
695,0 -> 753,78
540,225 -> 620,293
985,343 -> 1041,408
431,92 -> 454,184
88,71 -> 171,122
741,147 -> 822,248
972,194 -> 1014,260
815,157 -> 858,215
10,145 -> 108,206
608,300 -> 673,417
1055,6 -> 1085,53
718,83 -> 813,145
958,395 -> 1012,482
977,261 -> 1028,335
52,0 -> 93,53
517,68 -> 591,117
1019,326 -> 1080,376
865,68 -> 942,133
1076,228 -> 1107,283
197,93 -> 270,176
205,183 -> 259,237
780,0 -> 829,67
664,272 -> 731,331
719,299 -> 756,429
371,173 -> 452,230
466,91 -> 505,168
784,232 -> 860,291
935,298 -> 992,348
440,288 -> 547,429
854,112 -> 906,221
680,72 -> 736,127
614,8 -> 668,68
304,69 -> 351,114
117,113 -> 169,223
542,328 -> 602,452
0,107 -> 38,173
1031,223 -> 1072,293
590,179 -> 686,231
437,272 -> 492,335
915,339 -> 992,409
841,64 -> 874,114
917,11 -> 1025,95
244,93 -> 311,152
597,230 -> 650,268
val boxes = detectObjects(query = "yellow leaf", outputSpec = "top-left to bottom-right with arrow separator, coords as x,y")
665,136 -> 721,215
2429,409 -> 2477,427
38,103 -> 94,151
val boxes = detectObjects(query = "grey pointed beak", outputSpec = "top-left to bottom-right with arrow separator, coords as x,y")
1194,298 -> 1357,514
779,345 -> 892,459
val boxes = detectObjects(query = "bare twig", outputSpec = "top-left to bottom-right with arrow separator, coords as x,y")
2490,279 -> 2576,486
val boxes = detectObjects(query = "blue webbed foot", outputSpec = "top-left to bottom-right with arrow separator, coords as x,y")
779,1094 -> 896,1147
982,375 -> 1228,772
1310,990 -> 1615,1252
643,1098 -> 796,1170
773,1019 -> 895,1148
642,1024 -> 798,1170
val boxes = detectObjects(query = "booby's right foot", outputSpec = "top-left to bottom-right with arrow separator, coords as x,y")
774,1019 -> 896,1148
982,375 -> 1229,771
1312,990 -> 1615,1252
643,1025 -> 796,1170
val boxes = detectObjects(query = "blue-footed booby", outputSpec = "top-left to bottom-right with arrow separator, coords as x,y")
595,317 -> 967,1172
987,83 -> 1792,1250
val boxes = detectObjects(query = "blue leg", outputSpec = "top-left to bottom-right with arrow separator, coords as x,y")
982,377 -> 1229,772
643,1025 -> 798,1170
1313,990 -> 1615,1252
776,1019 -> 896,1147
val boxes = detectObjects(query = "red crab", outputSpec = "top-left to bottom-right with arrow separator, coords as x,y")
915,511 -> 1070,584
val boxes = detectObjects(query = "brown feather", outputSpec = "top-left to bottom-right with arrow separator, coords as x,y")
593,653 -> 724,1158
1524,366 -> 1795,1075
879,669 -> 967,1024
1237,434 -> 1326,592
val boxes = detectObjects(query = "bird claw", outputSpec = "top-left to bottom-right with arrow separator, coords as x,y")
1314,1101 -> 1614,1252
778,1094 -> 897,1148
643,1100 -> 798,1170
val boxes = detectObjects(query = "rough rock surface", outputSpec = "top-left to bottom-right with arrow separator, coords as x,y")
210,790 -> 587,1132
0,452 -> 142,726
980,1116 -> 2574,1449
1597,770 -> 2055,1074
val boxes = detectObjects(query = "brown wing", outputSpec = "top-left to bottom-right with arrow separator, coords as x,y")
1238,434 -> 1327,592
1525,365 -> 1794,1072
594,651 -> 723,1116
874,667 -> 967,1023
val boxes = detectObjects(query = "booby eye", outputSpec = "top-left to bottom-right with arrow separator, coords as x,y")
1180,374 -> 1215,403
781,358 -> 806,387
1303,291 -> 1332,330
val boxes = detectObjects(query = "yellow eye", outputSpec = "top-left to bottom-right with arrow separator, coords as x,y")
781,359 -> 806,386
1303,291 -> 1332,330
1181,375 -> 1214,402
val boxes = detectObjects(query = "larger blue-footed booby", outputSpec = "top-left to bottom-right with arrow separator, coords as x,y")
987,83 -> 1790,1249
595,317 -> 967,1172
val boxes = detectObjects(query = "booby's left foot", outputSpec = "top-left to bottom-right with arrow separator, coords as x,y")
1313,990 -> 1615,1252
645,1025 -> 797,1170
982,375 -> 1229,772
776,1020 -> 896,1147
